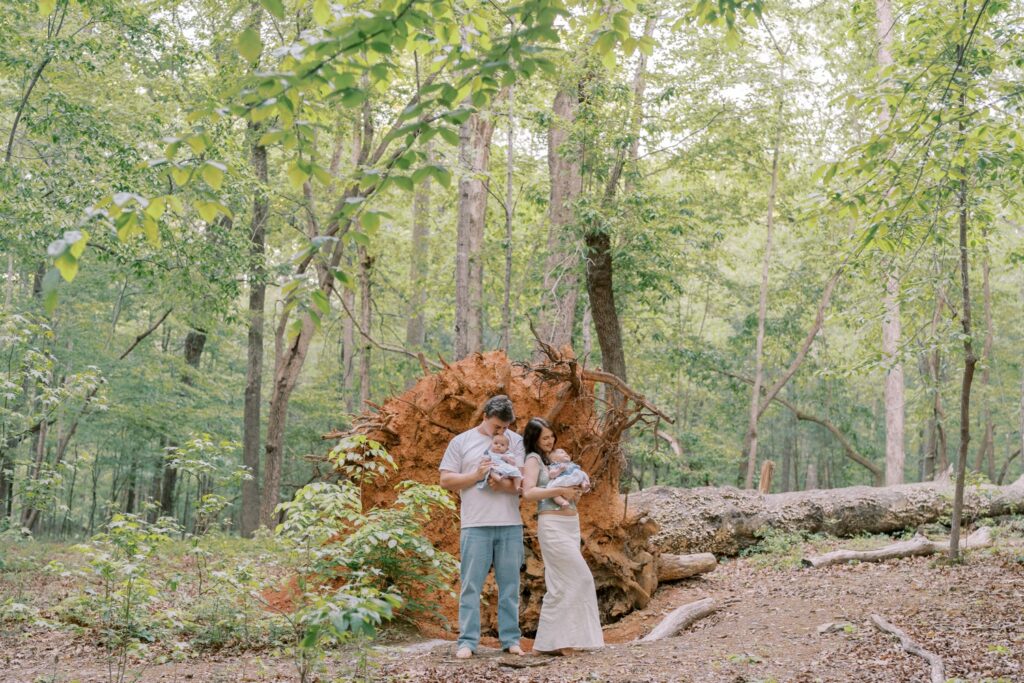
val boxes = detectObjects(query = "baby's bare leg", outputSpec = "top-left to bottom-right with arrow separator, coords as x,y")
552,495 -> 569,507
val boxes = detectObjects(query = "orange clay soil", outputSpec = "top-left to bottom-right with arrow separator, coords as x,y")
324,348 -> 664,638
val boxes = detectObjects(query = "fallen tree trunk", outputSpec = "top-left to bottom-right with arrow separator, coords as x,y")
657,553 -> 717,582
631,475 -> 1024,556
870,614 -> 945,683
641,597 -> 718,642
801,526 -> 992,568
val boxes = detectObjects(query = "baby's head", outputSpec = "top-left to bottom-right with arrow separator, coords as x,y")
549,448 -> 571,464
490,433 -> 510,454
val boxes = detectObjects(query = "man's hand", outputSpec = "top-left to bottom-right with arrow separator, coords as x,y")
487,472 -> 518,492
475,459 -> 492,481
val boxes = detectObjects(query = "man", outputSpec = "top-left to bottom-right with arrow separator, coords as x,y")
439,394 -> 525,658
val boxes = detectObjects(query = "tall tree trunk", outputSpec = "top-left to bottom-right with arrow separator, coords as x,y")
124,452 -> 138,513
949,71 -> 975,561
454,110 -> 496,359
406,145 -> 431,350
875,0 -> 905,486
501,88 -> 514,353
241,120 -> 268,538
586,17 -> 655,396
358,246 -> 373,406
342,283 -> 356,412
536,90 -> 583,355
161,329 -> 207,517
743,99 -> 783,489
973,231 -> 994,479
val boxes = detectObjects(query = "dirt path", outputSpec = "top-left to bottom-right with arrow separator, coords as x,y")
3,538 -> 1022,682
378,540 -> 1024,683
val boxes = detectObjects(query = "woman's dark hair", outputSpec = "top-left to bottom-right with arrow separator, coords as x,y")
522,417 -> 555,465
482,395 -> 515,423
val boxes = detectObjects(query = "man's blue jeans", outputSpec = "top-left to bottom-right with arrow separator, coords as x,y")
458,525 -> 523,651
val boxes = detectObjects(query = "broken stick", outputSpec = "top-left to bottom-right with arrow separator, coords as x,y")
801,526 -> 992,568
870,614 -> 945,683
640,597 -> 717,642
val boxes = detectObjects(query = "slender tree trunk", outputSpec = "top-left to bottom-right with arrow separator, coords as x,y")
973,231 -> 994,479
949,71 -> 975,560
241,120 -> 268,538
358,246 -> 373,406
744,99 -> 783,489
454,109 -> 496,359
161,329 -> 207,517
501,88 -> 514,353
536,89 -> 583,354
124,452 -> 138,513
406,145 -> 431,350
342,283 -> 356,411
875,0 -> 905,486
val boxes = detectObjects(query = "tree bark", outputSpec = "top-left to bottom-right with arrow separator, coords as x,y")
875,0 -> 906,487
973,230 -> 994,479
161,328 -> 207,517
454,110 -> 497,359
949,67 -> 975,560
501,87 -> 514,354
640,598 -> 718,643
405,145 -> 431,350
631,475 -> 1024,557
241,119 -> 268,538
657,553 -> 717,583
536,89 -> 583,354
802,526 -> 991,568
358,246 -> 373,406
743,99 -> 782,489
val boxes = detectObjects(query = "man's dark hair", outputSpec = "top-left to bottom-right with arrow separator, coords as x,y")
482,394 -> 515,423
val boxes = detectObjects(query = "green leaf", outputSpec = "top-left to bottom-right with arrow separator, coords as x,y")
236,28 -> 263,63
42,268 -> 59,314
360,211 -> 380,233
195,201 -> 219,223
287,160 -> 310,190
38,0 -> 56,16
68,230 -> 90,259
143,215 -> 161,247
202,163 -> 224,190
312,0 -> 331,26
311,290 -> 330,316
146,197 -> 167,220
259,129 -> 286,146
437,127 -> 459,146
54,252 -> 78,283
350,232 -> 370,247
258,0 -> 285,20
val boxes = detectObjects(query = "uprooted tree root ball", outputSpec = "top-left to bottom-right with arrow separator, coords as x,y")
323,347 -> 669,635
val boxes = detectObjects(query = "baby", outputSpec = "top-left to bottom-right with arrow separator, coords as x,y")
475,433 -> 523,489
546,448 -> 591,508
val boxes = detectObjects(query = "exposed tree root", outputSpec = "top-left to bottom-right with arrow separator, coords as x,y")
870,614 -> 945,683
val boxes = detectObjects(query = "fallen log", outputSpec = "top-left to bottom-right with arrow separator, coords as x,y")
657,553 -> 717,582
641,597 -> 717,642
801,526 -> 992,568
631,475 -> 1024,556
870,614 -> 945,683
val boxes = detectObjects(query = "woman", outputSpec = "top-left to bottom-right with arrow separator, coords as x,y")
521,417 -> 604,654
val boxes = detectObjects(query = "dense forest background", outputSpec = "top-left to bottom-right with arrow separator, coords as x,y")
2,0 -> 1023,540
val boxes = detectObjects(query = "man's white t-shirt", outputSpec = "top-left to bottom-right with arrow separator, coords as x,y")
439,427 -> 525,528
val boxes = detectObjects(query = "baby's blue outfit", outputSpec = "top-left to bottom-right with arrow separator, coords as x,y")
475,450 -> 523,489
547,462 -> 590,490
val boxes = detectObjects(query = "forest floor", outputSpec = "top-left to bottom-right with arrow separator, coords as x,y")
2,524 -> 1023,683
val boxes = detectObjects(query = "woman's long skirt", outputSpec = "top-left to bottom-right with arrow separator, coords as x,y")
532,514 -> 604,651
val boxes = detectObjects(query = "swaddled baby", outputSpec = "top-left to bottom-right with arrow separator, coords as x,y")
546,448 -> 591,508
475,432 -> 523,489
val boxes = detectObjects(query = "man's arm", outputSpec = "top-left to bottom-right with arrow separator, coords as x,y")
440,461 -> 491,492
487,473 -> 519,493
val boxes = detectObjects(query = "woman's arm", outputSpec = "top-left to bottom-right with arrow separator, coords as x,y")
521,456 -> 576,502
